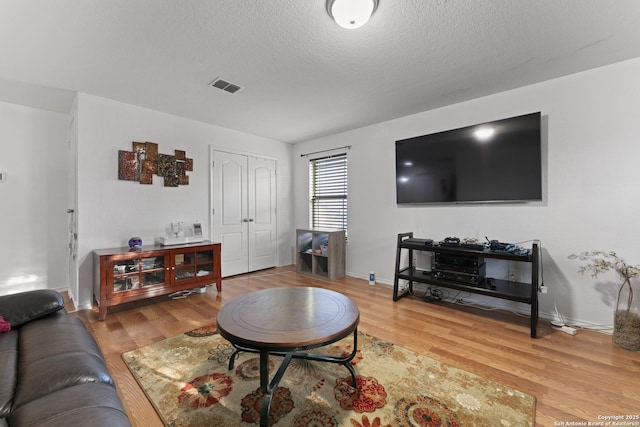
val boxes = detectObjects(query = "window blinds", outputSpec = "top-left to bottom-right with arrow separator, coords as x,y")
309,153 -> 348,232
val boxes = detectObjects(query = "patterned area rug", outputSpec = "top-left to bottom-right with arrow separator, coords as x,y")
122,324 -> 535,426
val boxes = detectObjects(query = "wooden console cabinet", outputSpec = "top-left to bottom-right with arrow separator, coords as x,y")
94,241 -> 221,320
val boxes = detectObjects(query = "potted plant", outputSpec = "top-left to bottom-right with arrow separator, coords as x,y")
569,251 -> 640,351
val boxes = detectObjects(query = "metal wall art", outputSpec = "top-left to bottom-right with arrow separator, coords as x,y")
118,141 -> 193,186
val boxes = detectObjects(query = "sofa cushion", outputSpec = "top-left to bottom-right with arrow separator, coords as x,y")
0,290 -> 64,328
9,383 -> 131,427
13,314 -> 113,408
0,331 -> 18,418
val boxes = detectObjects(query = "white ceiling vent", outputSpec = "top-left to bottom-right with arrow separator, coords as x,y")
209,78 -> 243,94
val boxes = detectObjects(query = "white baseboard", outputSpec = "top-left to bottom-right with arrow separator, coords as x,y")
347,274 -> 613,334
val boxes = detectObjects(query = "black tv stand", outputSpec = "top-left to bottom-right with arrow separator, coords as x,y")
393,232 -> 540,338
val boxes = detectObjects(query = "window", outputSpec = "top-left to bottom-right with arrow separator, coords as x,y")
309,153 -> 347,233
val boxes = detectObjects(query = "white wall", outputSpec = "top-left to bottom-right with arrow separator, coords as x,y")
0,101 -> 69,294
75,94 -> 293,308
293,58 -> 640,328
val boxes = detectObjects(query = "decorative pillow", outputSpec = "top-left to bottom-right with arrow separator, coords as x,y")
0,290 -> 64,328
0,315 -> 10,333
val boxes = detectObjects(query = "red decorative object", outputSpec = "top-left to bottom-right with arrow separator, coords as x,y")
236,357 -> 275,381
292,410 -> 339,427
177,372 -> 233,409
325,344 -> 363,365
118,141 -> 192,186
393,395 -> 462,427
349,415 -> 393,427
335,376 -> 387,412
118,150 -> 139,181
184,323 -> 217,337
240,386 -> 294,425
0,315 -> 10,333
133,141 -> 146,157
145,142 -> 158,161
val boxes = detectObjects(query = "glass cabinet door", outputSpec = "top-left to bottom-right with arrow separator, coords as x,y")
173,247 -> 215,283
174,252 -> 195,280
141,255 -> 165,287
111,255 -> 166,294
195,250 -> 214,277
112,259 -> 140,293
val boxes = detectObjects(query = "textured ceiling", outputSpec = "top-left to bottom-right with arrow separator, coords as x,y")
1,0 -> 639,143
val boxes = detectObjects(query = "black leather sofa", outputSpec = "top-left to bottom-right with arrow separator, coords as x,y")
0,290 -> 131,427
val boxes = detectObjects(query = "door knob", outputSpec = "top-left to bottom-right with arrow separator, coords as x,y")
243,218 -> 249,222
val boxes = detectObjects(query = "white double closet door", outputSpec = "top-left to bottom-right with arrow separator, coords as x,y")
211,150 -> 277,277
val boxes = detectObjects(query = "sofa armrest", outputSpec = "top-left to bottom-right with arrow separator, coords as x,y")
0,290 -> 65,328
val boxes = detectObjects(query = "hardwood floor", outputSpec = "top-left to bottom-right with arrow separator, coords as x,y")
72,266 -> 640,427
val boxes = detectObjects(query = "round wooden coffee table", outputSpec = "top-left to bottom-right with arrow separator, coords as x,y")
216,287 -> 360,427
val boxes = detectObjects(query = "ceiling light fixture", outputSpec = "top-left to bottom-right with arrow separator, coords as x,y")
327,0 -> 379,30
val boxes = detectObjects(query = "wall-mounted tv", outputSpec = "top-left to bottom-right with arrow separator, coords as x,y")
395,112 -> 542,204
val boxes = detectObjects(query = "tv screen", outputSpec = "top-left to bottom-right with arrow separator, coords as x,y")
395,112 -> 542,204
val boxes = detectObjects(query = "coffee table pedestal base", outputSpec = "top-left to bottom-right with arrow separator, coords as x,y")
227,329 -> 359,427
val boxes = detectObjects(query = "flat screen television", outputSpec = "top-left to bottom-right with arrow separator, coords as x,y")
395,112 -> 542,204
